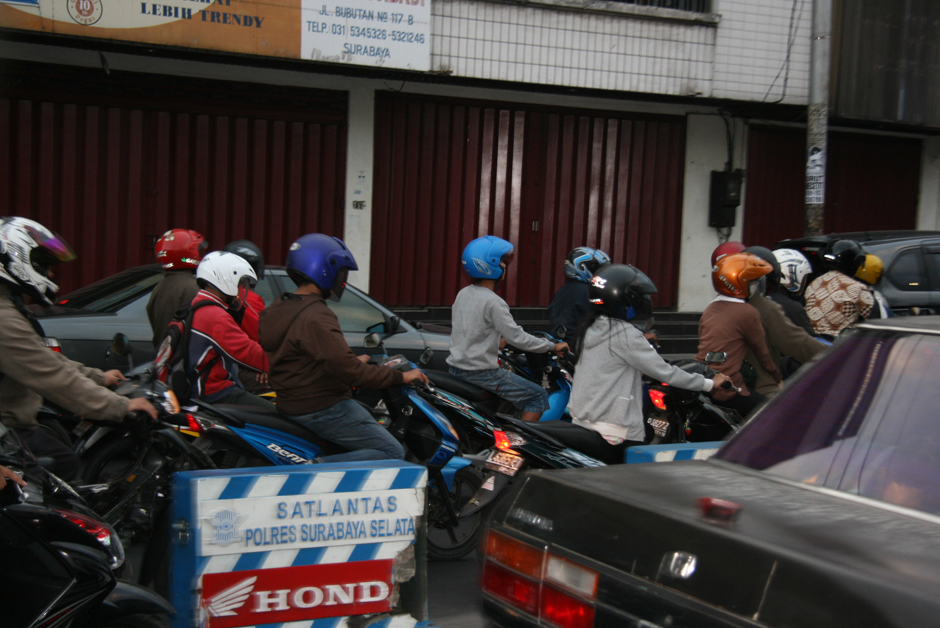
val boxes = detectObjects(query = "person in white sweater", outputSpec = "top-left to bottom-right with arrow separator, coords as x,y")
568,264 -> 730,463
447,236 -> 568,422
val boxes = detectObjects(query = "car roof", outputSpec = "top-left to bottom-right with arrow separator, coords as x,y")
856,315 -> 940,335
774,230 -> 940,249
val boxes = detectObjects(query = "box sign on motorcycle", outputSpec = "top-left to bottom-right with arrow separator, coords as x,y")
168,461 -> 428,628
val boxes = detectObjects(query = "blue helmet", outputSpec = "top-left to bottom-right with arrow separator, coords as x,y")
564,246 -> 611,283
461,236 -> 514,280
286,233 -> 358,299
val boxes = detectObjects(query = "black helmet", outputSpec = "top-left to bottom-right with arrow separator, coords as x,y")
742,245 -> 780,291
823,239 -> 865,276
564,246 -> 611,283
588,264 -> 657,322
223,240 -> 264,281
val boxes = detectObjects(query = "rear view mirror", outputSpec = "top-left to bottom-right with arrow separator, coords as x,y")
387,315 -> 401,335
551,325 -> 567,340
111,333 -> 132,357
419,347 -> 434,366
704,351 -> 727,365
364,332 -> 382,349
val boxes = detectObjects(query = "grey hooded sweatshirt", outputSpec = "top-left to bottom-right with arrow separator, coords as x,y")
569,316 -> 714,443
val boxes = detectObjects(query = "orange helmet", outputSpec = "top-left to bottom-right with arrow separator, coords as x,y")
712,253 -> 773,299
154,229 -> 207,270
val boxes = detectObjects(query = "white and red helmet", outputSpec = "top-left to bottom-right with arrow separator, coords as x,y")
155,228 -> 207,270
0,217 -> 76,306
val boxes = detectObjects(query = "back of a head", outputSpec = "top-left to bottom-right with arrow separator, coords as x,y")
196,251 -> 257,298
711,241 -> 745,268
461,236 -> 514,281
773,248 -> 812,296
155,229 -> 207,270
823,239 -> 865,276
564,246 -> 611,283
285,233 -> 358,300
712,253 -> 773,299
223,240 -> 264,280
855,254 -> 884,285
588,263 -> 657,322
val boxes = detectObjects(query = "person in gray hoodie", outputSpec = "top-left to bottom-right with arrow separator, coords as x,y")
568,264 -> 730,463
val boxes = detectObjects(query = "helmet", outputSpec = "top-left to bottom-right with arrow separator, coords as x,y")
286,233 -> 358,300
155,229 -> 207,270
712,253 -> 773,299
588,264 -> 657,322
0,217 -> 76,306
855,254 -> 884,285
710,241 -> 745,268
564,247 -> 611,283
223,240 -> 264,280
742,246 -> 781,288
774,248 -> 812,295
196,251 -> 257,309
823,239 -> 865,276
461,236 -> 514,280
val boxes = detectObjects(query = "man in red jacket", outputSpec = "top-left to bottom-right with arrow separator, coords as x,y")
187,251 -> 272,410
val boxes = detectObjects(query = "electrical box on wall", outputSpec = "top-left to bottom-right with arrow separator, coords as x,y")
709,170 -> 744,228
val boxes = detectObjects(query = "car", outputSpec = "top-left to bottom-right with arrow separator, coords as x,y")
34,264 -> 452,372
479,316 -> 940,628
774,230 -> 940,315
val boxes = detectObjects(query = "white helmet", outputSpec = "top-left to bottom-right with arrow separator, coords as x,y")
773,248 -> 812,296
196,251 -> 257,308
0,217 -> 76,306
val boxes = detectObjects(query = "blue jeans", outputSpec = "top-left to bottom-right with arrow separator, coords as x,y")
287,399 -> 404,462
449,366 -> 549,413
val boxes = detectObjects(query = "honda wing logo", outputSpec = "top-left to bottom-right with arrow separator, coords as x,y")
206,576 -> 256,617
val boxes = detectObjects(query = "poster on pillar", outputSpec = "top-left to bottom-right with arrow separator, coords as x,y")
0,0 -> 431,70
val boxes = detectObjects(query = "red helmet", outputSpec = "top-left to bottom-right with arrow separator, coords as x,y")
155,229 -> 207,270
710,241 -> 746,268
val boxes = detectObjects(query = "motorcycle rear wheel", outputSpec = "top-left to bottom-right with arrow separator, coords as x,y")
426,467 -> 486,561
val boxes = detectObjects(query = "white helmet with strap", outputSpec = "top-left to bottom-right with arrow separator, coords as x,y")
196,251 -> 257,298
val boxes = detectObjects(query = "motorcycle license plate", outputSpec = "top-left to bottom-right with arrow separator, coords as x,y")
647,417 -> 669,438
484,449 -> 524,477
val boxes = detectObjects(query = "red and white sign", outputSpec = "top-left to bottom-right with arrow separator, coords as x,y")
201,559 -> 394,628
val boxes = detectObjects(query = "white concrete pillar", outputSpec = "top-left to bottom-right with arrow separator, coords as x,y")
344,83 -> 376,293
918,137 -> 940,231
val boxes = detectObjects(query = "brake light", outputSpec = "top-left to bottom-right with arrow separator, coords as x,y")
697,497 -> 741,525
45,337 -> 62,353
649,389 -> 667,411
53,509 -> 112,547
482,530 -> 597,628
493,430 -> 516,453
187,413 -> 205,434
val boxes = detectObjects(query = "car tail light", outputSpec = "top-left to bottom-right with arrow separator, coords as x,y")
649,389 -> 667,411
44,337 -> 62,353
482,530 -> 598,628
53,509 -> 113,547
493,430 -> 516,454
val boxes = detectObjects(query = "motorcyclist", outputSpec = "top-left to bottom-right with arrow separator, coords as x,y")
447,236 -> 568,422
696,252 -> 782,418
0,217 -> 157,481
741,246 -> 824,395
548,246 -> 611,340
147,228 -> 207,349
223,240 -> 269,392
855,253 -> 893,319
804,239 -> 874,336
187,251 -> 273,409
259,233 -> 427,461
770,248 -> 816,335
566,264 -> 730,464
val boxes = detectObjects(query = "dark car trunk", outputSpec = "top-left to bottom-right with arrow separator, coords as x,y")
489,461 -> 940,628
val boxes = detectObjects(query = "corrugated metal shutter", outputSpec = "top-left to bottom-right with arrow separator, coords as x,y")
371,93 -> 686,307
0,63 -> 347,293
743,125 -> 919,247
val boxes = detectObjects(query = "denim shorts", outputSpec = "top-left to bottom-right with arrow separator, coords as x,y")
449,366 -> 549,414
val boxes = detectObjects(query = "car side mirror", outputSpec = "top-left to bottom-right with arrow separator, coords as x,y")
704,351 -> 727,365
364,332 -> 382,349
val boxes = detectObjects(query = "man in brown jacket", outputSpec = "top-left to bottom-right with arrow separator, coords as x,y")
0,218 -> 156,480
259,233 -> 427,462
147,228 -> 206,348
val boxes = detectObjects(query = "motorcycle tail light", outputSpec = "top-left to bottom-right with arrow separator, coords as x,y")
44,337 -> 62,353
493,430 -> 516,454
649,389 -> 667,411
53,509 -> 113,547
187,413 -> 205,433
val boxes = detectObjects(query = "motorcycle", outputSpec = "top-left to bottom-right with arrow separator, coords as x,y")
0,423 -> 174,628
643,351 -> 745,444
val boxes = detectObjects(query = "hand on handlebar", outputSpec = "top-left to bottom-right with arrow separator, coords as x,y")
0,464 -> 26,490
553,342 -> 570,357
126,397 -> 159,421
402,368 -> 430,387
712,373 -> 739,392
102,369 -> 127,387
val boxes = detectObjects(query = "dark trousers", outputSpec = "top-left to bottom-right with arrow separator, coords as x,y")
15,426 -> 80,482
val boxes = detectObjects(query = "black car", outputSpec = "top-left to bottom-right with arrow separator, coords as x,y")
480,316 -> 940,628
34,264 -> 451,372
774,230 -> 940,315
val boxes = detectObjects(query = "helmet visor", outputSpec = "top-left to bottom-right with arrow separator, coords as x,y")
330,267 -> 350,302
232,276 -> 253,311
30,231 -> 77,277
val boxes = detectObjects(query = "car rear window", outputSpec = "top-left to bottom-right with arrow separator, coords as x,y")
717,330 -> 940,514
55,269 -> 163,313
274,274 -> 388,332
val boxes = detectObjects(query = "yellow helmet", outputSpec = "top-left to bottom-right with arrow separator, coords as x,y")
855,254 -> 884,285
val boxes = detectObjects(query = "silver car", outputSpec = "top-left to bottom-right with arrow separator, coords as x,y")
35,265 -> 451,372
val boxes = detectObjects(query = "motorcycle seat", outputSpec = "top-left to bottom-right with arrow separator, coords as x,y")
212,404 -> 331,447
424,370 -> 498,402
525,420 -> 615,463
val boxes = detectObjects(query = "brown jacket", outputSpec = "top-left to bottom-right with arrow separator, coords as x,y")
0,283 -> 129,429
696,298 -> 782,401
258,293 -> 404,415
147,271 -> 199,348
747,296 -> 824,398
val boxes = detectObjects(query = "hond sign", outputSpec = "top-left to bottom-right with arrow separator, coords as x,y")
0,0 -> 431,70
169,461 -> 428,628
